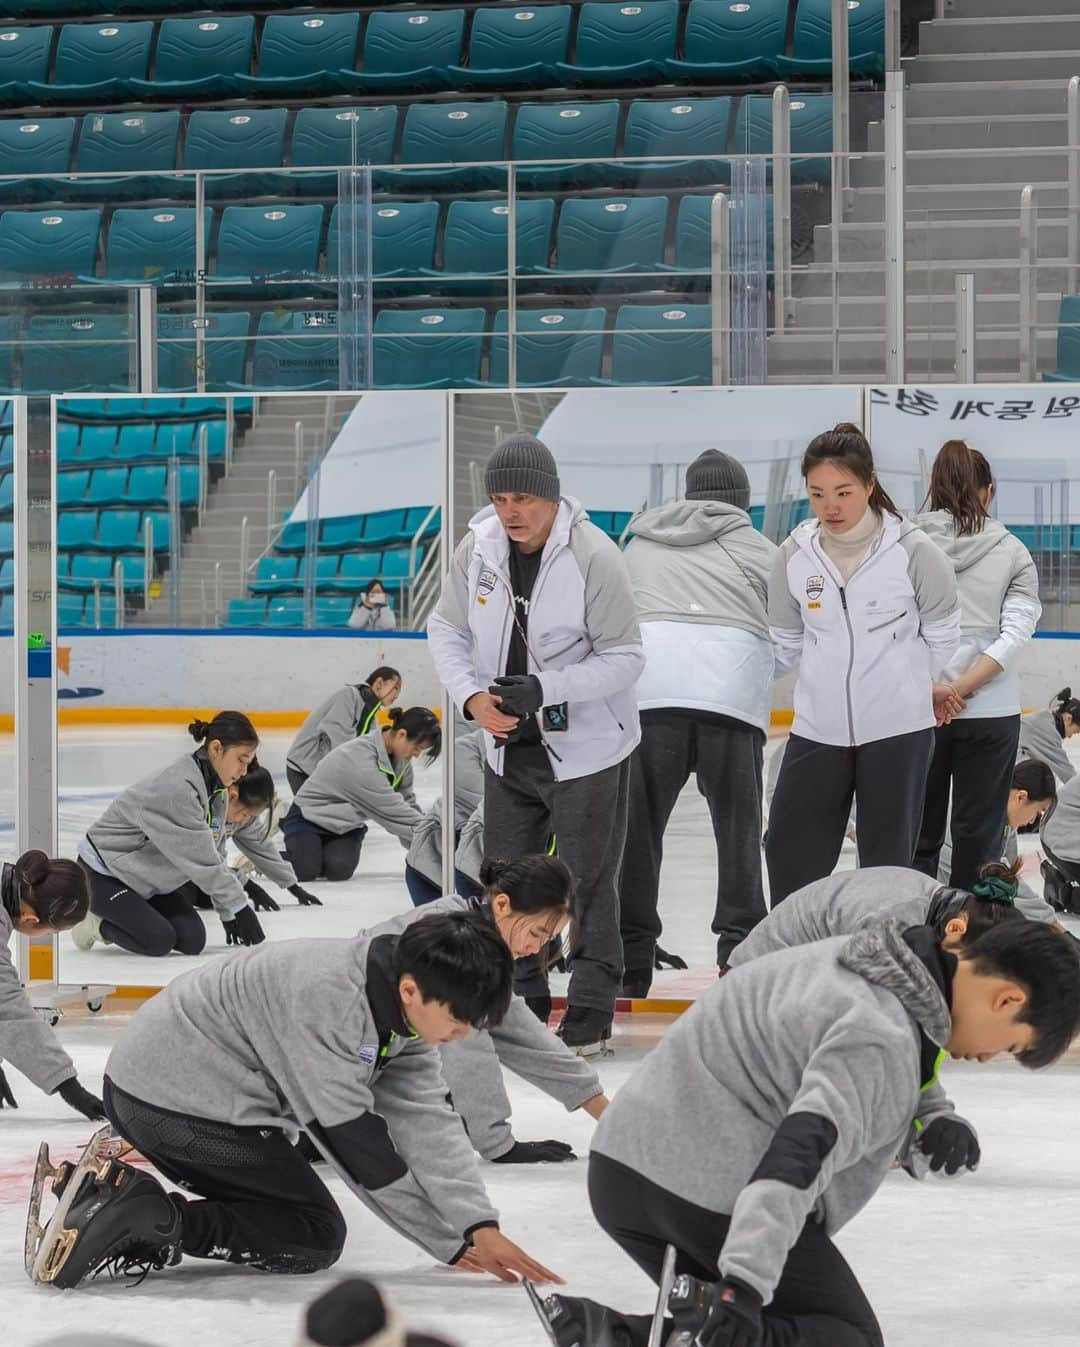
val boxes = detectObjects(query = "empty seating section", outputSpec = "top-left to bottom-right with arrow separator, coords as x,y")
1047,297 -> 1080,382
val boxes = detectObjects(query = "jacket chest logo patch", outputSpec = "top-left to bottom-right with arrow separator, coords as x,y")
357,1043 -> 378,1066
477,568 -> 497,597
805,575 -> 824,600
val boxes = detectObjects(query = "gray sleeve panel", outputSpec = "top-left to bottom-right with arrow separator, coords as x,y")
900,529 -> 962,649
985,546 -> 1041,671
767,539 -> 804,675
571,525 -> 644,655
0,950 -> 77,1094
135,777 -> 249,919
231,819 -> 297,888
439,1030 -> 516,1161
488,996 -> 603,1111
426,534 -> 487,714
319,688 -> 365,754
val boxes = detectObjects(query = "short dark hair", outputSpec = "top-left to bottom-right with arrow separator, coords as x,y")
393,910 -> 513,1030
1012,757 -> 1057,806
188,711 -> 258,751
385,706 -> 442,762
367,666 -> 401,688
479,853 -> 575,917
13,850 -> 89,929
233,762 -> 275,812
960,920 -> 1080,1068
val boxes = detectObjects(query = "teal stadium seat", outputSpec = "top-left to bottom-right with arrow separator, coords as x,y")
489,307 -> 607,387
225,597 -> 267,627
610,303 -> 711,385
79,591 -> 118,628
265,597 -> 305,627
23,312 -> 129,392
183,107 -> 289,197
320,516 -> 365,550
450,6 -> 571,90
0,27 -> 54,99
0,519 -> 11,553
544,196 -> 669,274
556,1 -> 678,86
674,192 -> 774,271
125,464 -> 168,506
67,553 -> 114,592
214,204 -> 324,280
336,552 -> 382,589
380,547 -> 414,580
0,472 -> 11,514
0,118 -> 76,200
57,469 -> 90,505
359,509 -> 409,546
0,208 -> 101,281
236,12 -> 360,96
315,596 -> 353,627
0,437 -> 11,472
116,423 -> 155,459
153,421 -> 195,455
347,10 -> 464,93
112,554 -> 146,589
76,110 -> 181,176
299,553 -> 341,588
736,92 -> 833,182
58,511 -> 99,550
668,0 -> 788,81
394,100 -> 507,189
1046,296 -> 1080,382
291,106 -> 398,183
32,21 -> 153,100
372,308 -> 485,388
248,310 -> 338,391
93,509 -> 140,551
251,555 -> 299,594
130,15 -> 254,98
622,97 -> 733,185
137,511 -> 172,552
777,0 -> 885,79
57,593 -> 85,627
86,467 -> 129,506
333,201 -> 439,278
106,207 -> 210,284
437,198 -> 555,277
157,310 -> 251,391
512,100 -> 620,190
78,424 -> 117,461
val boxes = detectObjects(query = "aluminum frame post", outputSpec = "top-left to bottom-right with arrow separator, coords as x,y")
1068,76 -> 1079,295
507,164 -> 517,389
710,192 -> 731,385
831,0 -> 851,205
134,285 -> 157,393
772,85 -> 792,332
194,172 -> 207,394
884,70 -> 907,384
954,273 -> 975,382
440,394 -> 456,898
885,0 -> 902,75
1019,185 -> 1037,382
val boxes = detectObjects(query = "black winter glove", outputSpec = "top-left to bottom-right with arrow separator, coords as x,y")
244,878 -> 280,913
54,1077 -> 106,1121
669,1276 -> 764,1347
289,883 -> 322,907
655,945 -> 688,971
917,1116 -> 980,1176
223,904 -> 266,947
491,1139 -> 576,1165
489,675 -> 544,718
0,1064 -> 17,1108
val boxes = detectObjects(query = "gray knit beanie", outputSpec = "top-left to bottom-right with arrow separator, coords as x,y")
484,433 -> 560,502
685,450 -> 751,510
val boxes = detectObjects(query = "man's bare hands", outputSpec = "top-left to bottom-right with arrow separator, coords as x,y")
465,691 -> 520,737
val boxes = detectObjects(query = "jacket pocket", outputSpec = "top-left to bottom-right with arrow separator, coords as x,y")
866,610 -> 906,634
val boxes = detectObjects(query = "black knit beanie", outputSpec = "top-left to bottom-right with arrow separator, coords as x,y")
685,450 -> 751,510
484,433 -> 561,502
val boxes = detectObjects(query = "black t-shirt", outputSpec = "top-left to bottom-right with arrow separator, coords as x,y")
504,543 -> 543,742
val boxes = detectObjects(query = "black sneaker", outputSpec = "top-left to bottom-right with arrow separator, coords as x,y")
557,1005 -> 613,1056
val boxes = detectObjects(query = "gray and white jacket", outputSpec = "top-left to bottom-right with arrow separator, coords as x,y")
427,498 -> 644,781
624,500 -> 778,735
406,724 -> 485,888
0,866 -> 76,1093
217,811 -> 297,890
105,932 -> 499,1264
1018,710 -> 1075,785
769,513 -> 961,747
287,683 -> 383,779
915,511 -> 1040,719
593,921 -> 954,1305
294,730 -> 422,842
1041,769 -> 1080,865
78,750 -> 250,920
365,895 -> 602,1159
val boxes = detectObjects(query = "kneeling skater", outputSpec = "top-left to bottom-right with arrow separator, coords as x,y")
367,854 -> 608,1164
541,917 -> 1079,1347
29,911 -> 560,1290
285,666 -> 403,795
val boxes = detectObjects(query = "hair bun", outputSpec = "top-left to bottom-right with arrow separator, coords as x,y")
478,857 -> 507,888
188,718 -> 210,742
16,848 -> 50,887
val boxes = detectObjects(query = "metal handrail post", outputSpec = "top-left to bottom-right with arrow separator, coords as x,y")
1019,185 -> 1037,381
772,86 -> 792,332
266,468 -> 277,547
294,420 -> 304,499
1068,76 -> 1079,294
135,285 -> 157,393
143,518 -> 153,610
194,172 -> 207,394
225,399 -> 235,475
239,515 -> 249,585
885,0 -> 902,75
114,560 -> 124,630
197,423 -> 208,523
710,193 -> 731,384
214,560 -> 222,627
507,164 -> 517,388
91,581 -> 101,630
884,70 -> 907,383
954,273 -> 975,382
831,0 -> 851,206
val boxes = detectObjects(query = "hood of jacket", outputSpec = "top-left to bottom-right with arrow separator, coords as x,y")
915,510 -> 1014,573
629,499 -> 753,548
839,919 -> 952,1048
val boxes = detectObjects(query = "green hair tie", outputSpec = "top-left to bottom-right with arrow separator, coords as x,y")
971,876 -> 1017,905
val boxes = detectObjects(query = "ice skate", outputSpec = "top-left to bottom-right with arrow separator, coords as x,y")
524,1284 -> 653,1347
557,1006 -> 613,1059
666,1273 -> 716,1347
69,909 -> 102,952
27,1128 -> 181,1289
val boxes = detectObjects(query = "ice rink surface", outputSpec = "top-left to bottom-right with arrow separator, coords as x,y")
1,726 -> 1079,1345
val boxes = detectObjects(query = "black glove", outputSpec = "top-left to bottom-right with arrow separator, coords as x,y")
917,1116 -> 980,1175
289,883 -> 322,907
54,1077 -> 106,1121
489,675 -> 544,718
655,945 -> 688,971
223,904 -> 266,947
0,1064 -> 17,1108
670,1276 -> 763,1347
491,1139 -> 576,1165
244,878 -> 280,913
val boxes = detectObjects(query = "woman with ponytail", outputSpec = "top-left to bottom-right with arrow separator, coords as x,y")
362,853 -> 610,1165
72,712 -> 267,958
913,440 -> 1041,890
766,424 -> 961,902
0,849 -> 104,1119
1018,686 -> 1080,785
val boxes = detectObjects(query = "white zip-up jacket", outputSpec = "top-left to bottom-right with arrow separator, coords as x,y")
427,498 -> 644,781
769,512 -> 961,747
915,511 -> 1040,719
624,499 -> 778,735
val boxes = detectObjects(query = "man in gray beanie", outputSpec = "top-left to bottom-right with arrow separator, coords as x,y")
618,449 -> 777,994
428,431 -> 644,1053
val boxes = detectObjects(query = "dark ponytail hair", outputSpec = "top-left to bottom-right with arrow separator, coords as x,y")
188,711 -> 259,750
1050,687 -> 1080,737
385,706 -> 441,761
479,854 -> 575,917
801,422 -> 900,519
923,439 -> 993,536
367,666 -> 401,688
1012,758 -> 1057,808
233,762 -> 275,813
938,859 -> 1025,945
13,849 -> 89,929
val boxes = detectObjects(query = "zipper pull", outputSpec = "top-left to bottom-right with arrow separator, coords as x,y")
840,587 -> 848,610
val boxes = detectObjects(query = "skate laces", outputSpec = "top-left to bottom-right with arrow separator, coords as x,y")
92,1242 -> 176,1287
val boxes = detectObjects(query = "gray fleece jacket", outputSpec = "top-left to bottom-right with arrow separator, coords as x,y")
293,731 -> 423,842
1018,710 -> 1075,785
593,921 -> 953,1304
78,750 -> 250,920
217,812 -> 297,890
105,932 -> 499,1264
365,895 -> 602,1159
0,867 -> 77,1093
1041,769 -> 1080,865
406,724 -> 486,888
287,683 -> 383,779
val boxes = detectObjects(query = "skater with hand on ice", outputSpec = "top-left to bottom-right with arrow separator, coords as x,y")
72,712 -> 266,958
0,850 -> 104,1121
366,853 -> 609,1165
1018,686 -> 1080,785
405,720 -> 486,907
286,665 -> 403,794
28,911 -> 562,1291
283,707 -> 438,883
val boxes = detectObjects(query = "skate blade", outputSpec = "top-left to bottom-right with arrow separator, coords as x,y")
571,1039 -> 613,1060
522,1280 -> 566,1346
648,1244 -> 678,1347
26,1125 -> 114,1286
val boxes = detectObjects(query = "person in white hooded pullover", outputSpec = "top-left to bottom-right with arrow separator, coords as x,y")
913,441 -> 1041,891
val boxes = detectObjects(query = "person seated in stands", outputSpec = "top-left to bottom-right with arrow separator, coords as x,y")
349,580 -> 398,632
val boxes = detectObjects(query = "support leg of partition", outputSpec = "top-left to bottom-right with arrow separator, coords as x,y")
440,394 -> 456,898
194,172 -> 207,395
884,70 -> 907,384
954,273 -> 975,382
134,285 -> 157,394
886,0 -> 902,75
1068,77 -> 1079,296
1019,185 -> 1037,382
772,86 -> 792,333
507,165 -> 517,390
710,193 -> 731,385
831,0 -> 851,209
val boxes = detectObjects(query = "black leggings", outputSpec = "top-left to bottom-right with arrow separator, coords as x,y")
281,804 -> 366,882
103,1078 -> 345,1275
588,1154 -> 883,1347
81,863 -> 206,958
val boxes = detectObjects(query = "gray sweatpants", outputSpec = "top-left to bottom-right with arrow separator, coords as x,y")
484,742 -> 629,1015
